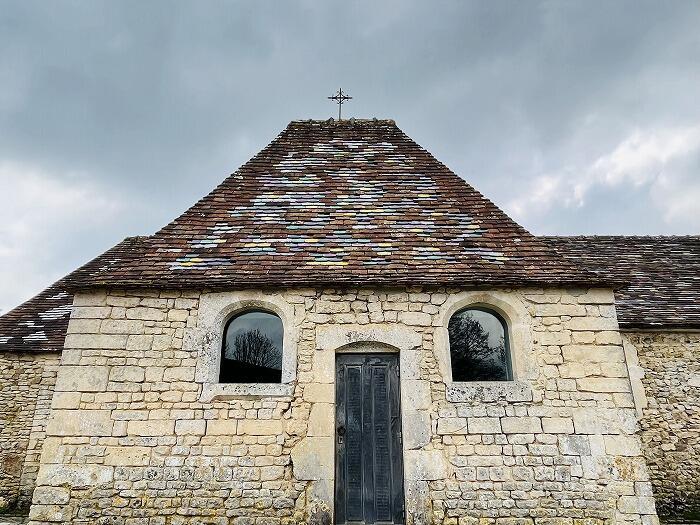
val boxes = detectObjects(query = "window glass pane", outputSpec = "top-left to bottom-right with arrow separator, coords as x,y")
220,310 -> 283,383
448,308 -> 511,381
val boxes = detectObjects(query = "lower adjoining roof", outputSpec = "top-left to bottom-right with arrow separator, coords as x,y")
544,235 -> 700,329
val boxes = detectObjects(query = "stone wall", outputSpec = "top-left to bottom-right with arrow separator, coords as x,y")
0,351 -> 60,511
625,331 -> 700,519
28,287 -> 656,525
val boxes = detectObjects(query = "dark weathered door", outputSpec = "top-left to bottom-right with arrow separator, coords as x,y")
335,353 -> 405,525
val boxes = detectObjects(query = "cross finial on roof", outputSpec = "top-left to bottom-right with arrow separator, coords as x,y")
328,88 -> 352,120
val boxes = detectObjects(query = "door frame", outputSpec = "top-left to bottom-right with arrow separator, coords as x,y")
314,324 -> 433,525
334,352 -> 405,524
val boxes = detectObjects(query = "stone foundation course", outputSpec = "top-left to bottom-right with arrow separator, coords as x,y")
27,287 -> 657,525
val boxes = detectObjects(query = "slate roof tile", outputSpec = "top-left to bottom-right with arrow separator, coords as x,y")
0,236 -> 146,353
544,235 -> 700,329
65,119 -> 600,289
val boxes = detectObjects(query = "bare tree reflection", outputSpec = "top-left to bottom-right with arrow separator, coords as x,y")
221,328 -> 282,382
449,312 -> 508,381
227,329 -> 281,368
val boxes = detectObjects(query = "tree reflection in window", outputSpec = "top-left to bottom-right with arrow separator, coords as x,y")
448,307 -> 512,381
220,310 -> 283,383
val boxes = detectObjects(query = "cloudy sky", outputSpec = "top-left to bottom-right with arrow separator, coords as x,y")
1,1 -> 699,312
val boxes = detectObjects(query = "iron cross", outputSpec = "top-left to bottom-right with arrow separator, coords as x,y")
328,88 -> 352,120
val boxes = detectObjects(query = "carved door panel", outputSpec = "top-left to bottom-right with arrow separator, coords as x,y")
335,353 -> 405,525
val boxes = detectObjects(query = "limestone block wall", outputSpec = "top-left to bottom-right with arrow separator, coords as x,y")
28,287 -> 655,525
0,351 -> 60,511
624,331 -> 700,519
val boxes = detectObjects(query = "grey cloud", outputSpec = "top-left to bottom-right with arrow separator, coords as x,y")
1,0 -> 699,310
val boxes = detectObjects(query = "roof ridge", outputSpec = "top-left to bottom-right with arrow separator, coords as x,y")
288,118 -> 397,125
543,234 -> 700,240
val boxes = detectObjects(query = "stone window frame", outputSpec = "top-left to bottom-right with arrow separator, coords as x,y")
448,305 -> 514,381
434,291 -> 537,402
190,291 -> 298,401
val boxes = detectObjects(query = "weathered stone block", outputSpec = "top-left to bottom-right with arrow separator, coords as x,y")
400,349 -> 421,379
125,307 -> 166,321
126,334 -> 154,350
542,417 -> 574,434
68,318 -> 101,333
127,420 -> 175,436
71,306 -> 111,319
109,365 -> 145,382
534,303 -> 586,317
539,332 -> 572,346
206,419 -> 238,435
316,300 -> 350,314
51,391 -> 81,409
404,450 -> 449,480
446,381 -> 533,403
436,417 -> 468,435
576,377 -> 631,393
308,403 -> 334,436
559,435 -> 591,456
402,379 -> 431,410
238,419 -> 283,435
562,345 -> 625,363
566,316 -> 619,331
291,437 -> 333,480
64,333 -> 128,349
36,464 -> 113,489
28,503 -> 74,522
313,351 -> 335,384
175,419 -> 206,435
403,410 -> 431,450
604,435 -> 642,457
163,367 -> 195,382
104,446 -> 151,466
46,409 -> 112,436
174,298 -> 198,309
152,334 -> 173,351
618,496 -> 656,515
31,486 -> 70,505
167,309 -> 189,322
501,417 -> 542,434
398,311 -> 432,326
100,319 -> 144,334
574,408 -> 619,434
55,365 -> 109,392
468,417 -> 502,434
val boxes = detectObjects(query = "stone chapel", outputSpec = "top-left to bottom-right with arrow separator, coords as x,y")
1,119 -> 699,525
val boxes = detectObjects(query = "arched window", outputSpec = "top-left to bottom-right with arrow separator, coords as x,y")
448,307 -> 512,381
220,310 -> 284,383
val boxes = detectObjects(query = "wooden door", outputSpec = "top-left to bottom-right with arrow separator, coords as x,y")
335,353 -> 405,525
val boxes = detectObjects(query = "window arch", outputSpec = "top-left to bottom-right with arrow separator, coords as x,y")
220,310 -> 284,383
448,307 -> 512,381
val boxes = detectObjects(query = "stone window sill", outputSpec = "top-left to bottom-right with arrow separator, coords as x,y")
201,382 -> 295,401
446,380 -> 533,403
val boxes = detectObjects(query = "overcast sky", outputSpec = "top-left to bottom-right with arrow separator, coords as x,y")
1,1 -> 699,312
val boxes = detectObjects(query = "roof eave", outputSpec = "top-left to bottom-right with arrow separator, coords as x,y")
66,275 -> 626,293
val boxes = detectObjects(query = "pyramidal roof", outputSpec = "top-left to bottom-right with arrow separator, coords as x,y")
68,119 -> 602,290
